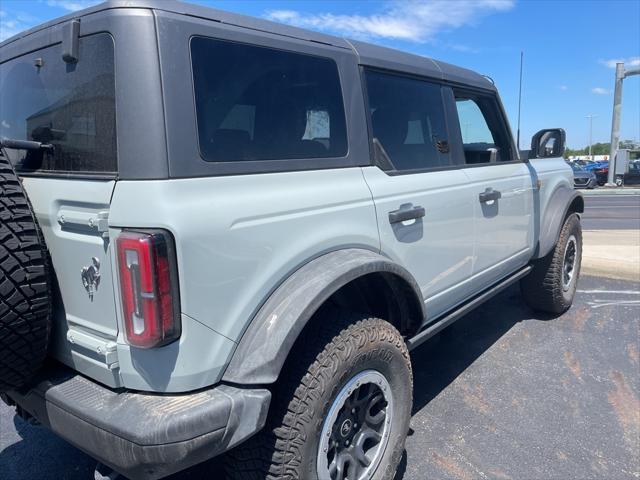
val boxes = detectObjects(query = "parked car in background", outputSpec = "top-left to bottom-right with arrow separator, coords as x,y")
621,160 -> 640,186
568,162 -> 597,189
572,159 -> 591,168
581,160 -> 608,172
593,165 -> 609,186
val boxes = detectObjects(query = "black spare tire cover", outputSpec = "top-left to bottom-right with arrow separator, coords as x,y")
0,152 -> 52,391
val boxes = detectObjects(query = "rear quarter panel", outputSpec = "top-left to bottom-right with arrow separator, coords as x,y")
108,168 -> 379,391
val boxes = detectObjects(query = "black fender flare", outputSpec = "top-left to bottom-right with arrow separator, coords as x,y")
222,249 -> 424,385
533,187 -> 584,259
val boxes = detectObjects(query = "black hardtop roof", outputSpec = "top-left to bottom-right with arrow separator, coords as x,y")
0,0 -> 495,91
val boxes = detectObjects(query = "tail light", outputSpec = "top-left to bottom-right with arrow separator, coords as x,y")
116,230 -> 181,348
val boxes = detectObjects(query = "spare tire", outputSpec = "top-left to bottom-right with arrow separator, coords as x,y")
0,152 -> 52,391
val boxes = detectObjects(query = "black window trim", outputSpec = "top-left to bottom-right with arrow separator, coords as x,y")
359,64 -> 522,176
189,34 -> 354,172
3,32 -> 118,180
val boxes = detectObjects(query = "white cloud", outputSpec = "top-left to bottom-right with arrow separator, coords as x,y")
264,0 -> 515,43
599,57 -> 640,68
1,18 -> 25,41
0,11 -> 43,41
0,1 -> 99,41
591,87 -> 611,95
46,0 -> 100,12
559,85 -> 568,91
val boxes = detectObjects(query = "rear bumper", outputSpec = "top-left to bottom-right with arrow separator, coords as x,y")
3,364 -> 271,479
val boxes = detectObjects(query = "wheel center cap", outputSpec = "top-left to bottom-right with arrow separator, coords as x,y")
340,419 -> 353,437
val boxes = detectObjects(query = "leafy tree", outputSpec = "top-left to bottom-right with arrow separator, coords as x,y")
563,139 -> 639,159
620,139 -> 640,149
564,147 -> 585,158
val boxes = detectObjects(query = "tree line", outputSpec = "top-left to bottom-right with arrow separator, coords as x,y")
564,139 -> 639,158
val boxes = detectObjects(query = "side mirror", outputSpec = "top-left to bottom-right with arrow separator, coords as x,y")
530,128 -> 566,159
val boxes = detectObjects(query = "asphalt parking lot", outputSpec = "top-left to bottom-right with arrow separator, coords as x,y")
1,274 -> 638,480
402,275 -> 639,480
1,196 -> 638,480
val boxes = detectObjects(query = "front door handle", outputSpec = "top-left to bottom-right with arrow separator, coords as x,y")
479,188 -> 502,203
389,205 -> 426,224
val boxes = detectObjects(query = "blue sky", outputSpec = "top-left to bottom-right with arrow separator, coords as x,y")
1,0 -> 638,149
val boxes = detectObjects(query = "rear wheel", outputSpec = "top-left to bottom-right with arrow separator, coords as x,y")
521,213 -> 582,314
226,311 -> 413,480
0,153 -> 52,391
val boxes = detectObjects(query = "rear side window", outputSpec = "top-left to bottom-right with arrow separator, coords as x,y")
0,33 -> 116,174
364,70 -> 450,172
453,92 -> 513,164
191,36 -> 348,163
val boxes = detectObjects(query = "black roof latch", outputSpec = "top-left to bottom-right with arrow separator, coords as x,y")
62,19 -> 80,64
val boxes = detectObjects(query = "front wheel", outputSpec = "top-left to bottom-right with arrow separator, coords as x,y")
226,312 -> 413,480
521,213 -> 582,314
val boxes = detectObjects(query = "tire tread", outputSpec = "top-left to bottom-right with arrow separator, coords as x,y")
0,153 -> 52,391
225,310 -> 411,480
521,213 -> 582,314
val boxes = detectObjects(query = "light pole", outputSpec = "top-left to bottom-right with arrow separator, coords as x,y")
586,114 -> 598,159
606,62 -> 640,186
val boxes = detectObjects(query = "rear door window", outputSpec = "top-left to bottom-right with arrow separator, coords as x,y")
0,33 -> 117,174
191,36 -> 348,163
364,70 -> 451,173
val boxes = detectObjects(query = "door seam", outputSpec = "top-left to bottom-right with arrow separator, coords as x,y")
359,166 -> 382,253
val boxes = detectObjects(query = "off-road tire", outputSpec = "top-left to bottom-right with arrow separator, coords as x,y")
225,310 -> 413,480
0,153 -> 52,391
521,213 -> 582,314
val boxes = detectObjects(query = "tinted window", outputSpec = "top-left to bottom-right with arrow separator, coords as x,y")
0,34 -> 116,174
364,70 -> 450,172
453,93 -> 513,164
191,37 -> 348,163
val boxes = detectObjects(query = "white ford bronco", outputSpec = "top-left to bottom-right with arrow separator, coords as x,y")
0,2 -> 583,479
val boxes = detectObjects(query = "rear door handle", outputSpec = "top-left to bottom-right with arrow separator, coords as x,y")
389,205 -> 425,224
479,188 -> 502,203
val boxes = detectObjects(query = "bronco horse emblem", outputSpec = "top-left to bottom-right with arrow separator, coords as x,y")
81,257 -> 101,301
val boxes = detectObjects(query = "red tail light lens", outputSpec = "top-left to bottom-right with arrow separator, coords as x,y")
116,230 -> 181,348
